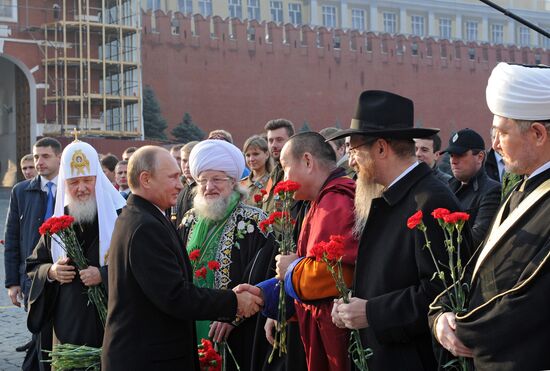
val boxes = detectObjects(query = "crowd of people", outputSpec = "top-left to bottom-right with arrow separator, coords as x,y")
3,61 -> 550,371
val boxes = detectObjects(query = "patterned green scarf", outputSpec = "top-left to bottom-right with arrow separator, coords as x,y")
186,191 -> 240,288
186,191 -> 240,341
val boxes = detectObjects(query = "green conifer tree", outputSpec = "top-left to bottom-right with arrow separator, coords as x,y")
143,86 -> 167,140
171,112 -> 205,142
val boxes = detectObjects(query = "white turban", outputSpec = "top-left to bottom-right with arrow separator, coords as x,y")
52,141 -> 127,266
189,139 -> 245,181
486,62 -> 550,121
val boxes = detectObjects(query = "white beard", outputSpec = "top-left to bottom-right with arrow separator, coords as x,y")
193,193 -> 230,221
67,194 -> 98,224
353,158 -> 384,240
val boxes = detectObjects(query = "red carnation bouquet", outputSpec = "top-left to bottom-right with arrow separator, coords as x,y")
188,249 -> 221,287
39,215 -> 107,324
198,339 -> 222,371
312,235 -> 372,371
39,215 -> 107,370
407,208 -> 470,370
259,180 -> 300,361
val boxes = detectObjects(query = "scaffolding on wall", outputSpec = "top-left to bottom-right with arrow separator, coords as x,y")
42,0 -> 142,138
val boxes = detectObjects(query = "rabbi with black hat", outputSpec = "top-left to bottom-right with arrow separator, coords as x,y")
327,90 -> 472,370
441,128 -> 501,248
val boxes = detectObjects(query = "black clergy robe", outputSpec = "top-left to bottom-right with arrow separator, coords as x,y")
354,162 -> 472,370
431,168 -> 550,370
179,202 -> 277,371
26,217 -> 107,348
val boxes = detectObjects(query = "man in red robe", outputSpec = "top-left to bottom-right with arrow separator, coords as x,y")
274,132 -> 358,371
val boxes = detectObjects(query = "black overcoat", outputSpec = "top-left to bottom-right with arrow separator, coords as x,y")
354,162 -> 470,370
432,168 -> 550,370
102,194 -> 237,370
449,169 -> 501,248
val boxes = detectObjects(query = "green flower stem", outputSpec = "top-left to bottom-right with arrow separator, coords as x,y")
419,225 -> 455,309
324,256 -> 372,371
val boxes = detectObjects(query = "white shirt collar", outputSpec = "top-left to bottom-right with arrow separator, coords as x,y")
528,160 -> 550,180
387,161 -> 420,189
40,175 -> 58,192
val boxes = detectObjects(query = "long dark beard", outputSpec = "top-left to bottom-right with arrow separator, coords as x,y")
353,159 -> 384,239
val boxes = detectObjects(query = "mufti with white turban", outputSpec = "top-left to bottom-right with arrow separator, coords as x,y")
179,139 -> 276,371
26,140 -> 126,350
431,63 -> 550,370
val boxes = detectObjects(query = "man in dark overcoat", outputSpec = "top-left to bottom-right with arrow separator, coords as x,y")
102,146 -> 264,370
441,128 -> 501,247
431,63 -> 550,370
328,90 -> 470,370
4,137 -> 61,370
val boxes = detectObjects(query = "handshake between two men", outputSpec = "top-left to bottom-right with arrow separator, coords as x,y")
208,284 -> 264,344
233,283 -> 264,318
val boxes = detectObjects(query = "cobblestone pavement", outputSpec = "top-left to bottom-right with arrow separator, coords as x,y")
0,187 -> 27,370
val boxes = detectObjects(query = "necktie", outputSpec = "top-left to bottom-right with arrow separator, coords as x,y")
502,179 -> 526,221
44,182 -> 54,220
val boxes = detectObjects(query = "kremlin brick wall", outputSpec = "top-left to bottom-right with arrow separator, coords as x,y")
141,10 -> 550,147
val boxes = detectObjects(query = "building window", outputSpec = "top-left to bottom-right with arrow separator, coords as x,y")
248,0 -> 260,21
542,28 -> 550,49
439,18 -> 451,39
288,3 -> 302,25
0,0 -> 16,21
199,0 -> 212,16
411,15 -> 424,36
178,0 -> 192,14
270,1 -> 283,23
351,9 -> 365,32
519,26 -> 530,46
228,0 -> 242,19
147,0 -> 160,11
322,5 -> 336,28
383,12 -> 396,34
466,21 -> 478,42
491,24 -> 504,44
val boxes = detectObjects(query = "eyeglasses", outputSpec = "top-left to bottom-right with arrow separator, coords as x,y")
196,177 -> 232,187
348,141 -> 372,156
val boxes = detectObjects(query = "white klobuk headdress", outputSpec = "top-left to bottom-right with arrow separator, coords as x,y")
51,140 -> 126,266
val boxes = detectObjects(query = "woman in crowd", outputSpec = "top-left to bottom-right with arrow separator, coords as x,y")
240,135 -> 273,206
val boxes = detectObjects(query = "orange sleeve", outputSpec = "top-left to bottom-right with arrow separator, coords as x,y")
291,257 -> 354,301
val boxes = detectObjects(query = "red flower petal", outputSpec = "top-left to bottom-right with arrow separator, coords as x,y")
207,260 -> 220,271
431,208 -> 450,219
407,210 -> 423,229
189,249 -> 201,261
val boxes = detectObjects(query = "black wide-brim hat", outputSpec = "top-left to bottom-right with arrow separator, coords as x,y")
326,90 -> 439,141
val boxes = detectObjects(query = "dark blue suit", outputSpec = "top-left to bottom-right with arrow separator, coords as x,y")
4,176 -> 48,296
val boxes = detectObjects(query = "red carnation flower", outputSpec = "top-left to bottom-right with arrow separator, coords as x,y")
200,338 -> 213,351
259,219 -> 272,233
442,213 -> 457,224
253,194 -> 263,203
0,240 -> 4,245
311,241 -> 328,262
39,219 -> 52,235
431,208 -> 451,219
195,267 -> 207,280
407,210 -> 424,229
260,189 -> 267,195
326,241 -> 344,261
207,260 -> 220,271
452,212 -> 470,222
273,180 -> 301,194
189,249 -> 201,261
